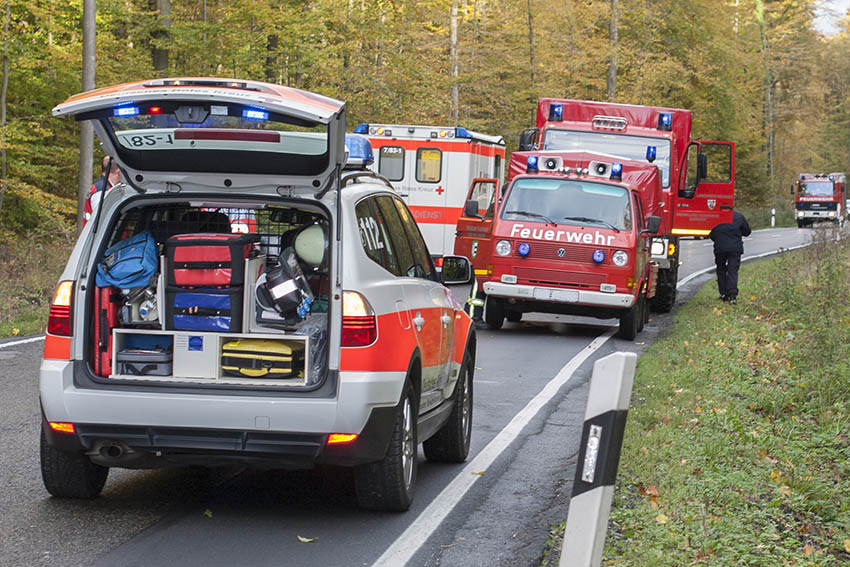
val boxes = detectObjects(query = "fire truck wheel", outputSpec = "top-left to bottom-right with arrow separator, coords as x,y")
617,303 -> 640,340
506,310 -> 522,323
484,297 -> 505,330
637,292 -> 647,333
796,220 -> 805,228
649,267 -> 677,313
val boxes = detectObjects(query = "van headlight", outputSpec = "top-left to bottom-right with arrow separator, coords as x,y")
495,240 -> 512,256
612,250 -> 629,266
650,239 -> 666,256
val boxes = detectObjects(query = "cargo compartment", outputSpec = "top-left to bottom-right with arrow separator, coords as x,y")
89,200 -> 331,388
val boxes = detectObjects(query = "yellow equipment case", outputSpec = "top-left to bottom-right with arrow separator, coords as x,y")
220,339 -> 305,379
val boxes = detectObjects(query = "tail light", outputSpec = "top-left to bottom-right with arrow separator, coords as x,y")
47,281 -> 74,336
327,433 -> 358,445
434,256 -> 444,268
48,422 -> 75,434
341,291 -> 377,347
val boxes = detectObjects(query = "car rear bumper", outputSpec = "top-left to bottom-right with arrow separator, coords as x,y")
40,360 -> 404,466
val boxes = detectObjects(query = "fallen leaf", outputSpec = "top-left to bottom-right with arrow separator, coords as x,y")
803,544 -> 814,555
655,513 -> 668,524
12,328 -> 20,336
471,471 -> 485,476
778,485 -> 791,497
646,485 -> 659,497
203,509 -> 213,518
297,535 -> 319,543
844,539 -> 850,553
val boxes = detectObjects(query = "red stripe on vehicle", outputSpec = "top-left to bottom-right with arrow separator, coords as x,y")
368,139 -> 505,158
43,334 -> 71,360
340,308 -> 444,372
407,206 -> 463,225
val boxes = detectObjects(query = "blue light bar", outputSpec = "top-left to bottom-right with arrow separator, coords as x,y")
549,103 -> 564,121
646,146 -> 657,163
610,162 -> 623,181
243,108 -> 269,120
518,242 -> 531,256
114,106 -> 139,117
455,127 -> 472,139
344,133 -> 375,169
657,112 -> 672,131
592,249 -> 605,263
527,155 -> 539,173
353,123 -> 369,134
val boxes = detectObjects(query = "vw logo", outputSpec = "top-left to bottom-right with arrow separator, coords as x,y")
557,248 -> 566,257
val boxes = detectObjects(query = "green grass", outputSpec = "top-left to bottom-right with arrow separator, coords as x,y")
604,229 -> 850,566
0,236 -> 73,338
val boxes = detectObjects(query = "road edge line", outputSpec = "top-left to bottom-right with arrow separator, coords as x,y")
0,335 -> 45,350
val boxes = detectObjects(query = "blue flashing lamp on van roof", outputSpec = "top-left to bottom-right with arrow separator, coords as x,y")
610,162 -> 623,181
527,155 -> 539,173
353,123 -> 369,134
455,127 -> 472,139
646,146 -> 657,163
549,103 -> 564,121
344,133 -> 374,169
657,112 -> 672,131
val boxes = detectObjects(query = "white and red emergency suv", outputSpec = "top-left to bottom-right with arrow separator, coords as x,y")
354,123 -> 505,259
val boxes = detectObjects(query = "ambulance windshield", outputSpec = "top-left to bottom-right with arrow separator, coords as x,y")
542,129 -> 671,188
502,178 -> 632,231
800,180 -> 834,197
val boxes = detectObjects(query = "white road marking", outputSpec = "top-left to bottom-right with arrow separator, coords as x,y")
0,336 -> 44,350
372,330 -> 615,567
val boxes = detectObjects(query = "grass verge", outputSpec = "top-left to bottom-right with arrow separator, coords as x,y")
604,228 -> 850,566
0,236 -> 73,338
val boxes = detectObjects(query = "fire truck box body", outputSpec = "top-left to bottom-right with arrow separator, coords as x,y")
356,123 -> 505,258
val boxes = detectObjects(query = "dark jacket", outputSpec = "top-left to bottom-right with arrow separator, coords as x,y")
709,211 -> 751,254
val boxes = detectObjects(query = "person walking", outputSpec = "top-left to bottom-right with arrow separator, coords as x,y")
709,209 -> 751,304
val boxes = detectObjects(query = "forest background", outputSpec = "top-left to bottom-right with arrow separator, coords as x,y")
0,0 -> 849,247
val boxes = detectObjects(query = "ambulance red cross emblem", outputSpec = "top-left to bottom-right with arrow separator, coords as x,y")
435,186 -> 444,195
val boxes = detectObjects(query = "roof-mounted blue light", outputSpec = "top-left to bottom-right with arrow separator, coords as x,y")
592,249 -> 605,263
353,123 -> 369,134
527,155 -> 539,173
646,146 -> 657,163
344,133 -> 375,170
455,127 -> 472,139
610,162 -> 623,181
517,242 -> 531,256
243,108 -> 268,120
549,103 -> 564,121
657,112 -> 672,131
114,105 -> 139,117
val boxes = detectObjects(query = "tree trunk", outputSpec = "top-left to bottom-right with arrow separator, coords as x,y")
265,34 -> 279,83
152,0 -> 171,75
755,0 -> 775,188
607,0 -> 618,102
450,0 -> 459,122
526,0 -> 535,108
77,0 -> 96,231
0,0 -> 9,224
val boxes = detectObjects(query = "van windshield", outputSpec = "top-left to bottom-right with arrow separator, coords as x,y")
105,103 -> 329,176
542,129 -> 671,188
501,178 -> 632,231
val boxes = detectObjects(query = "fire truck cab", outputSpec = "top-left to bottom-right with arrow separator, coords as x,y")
458,151 -> 663,340
793,172 -> 846,227
355,123 -> 505,259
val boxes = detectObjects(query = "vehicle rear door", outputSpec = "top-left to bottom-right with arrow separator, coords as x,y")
673,141 -> 735,236
454,178 -> 500,280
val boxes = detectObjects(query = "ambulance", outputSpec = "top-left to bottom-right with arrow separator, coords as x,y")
354,123 -> 506,259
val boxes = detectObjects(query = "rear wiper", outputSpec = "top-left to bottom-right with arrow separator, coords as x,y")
505,210 -> 557,225
563,216 -> 620,232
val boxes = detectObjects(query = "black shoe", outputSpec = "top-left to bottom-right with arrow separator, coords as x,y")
719,295 -> 728,302
473,320 -> 488,330
729,297 -> 737,305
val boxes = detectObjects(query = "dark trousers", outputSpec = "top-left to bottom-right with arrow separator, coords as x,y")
715,252 -> 742,298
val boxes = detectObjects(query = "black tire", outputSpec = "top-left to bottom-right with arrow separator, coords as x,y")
649,265 -> 677,313
797,220 -> 804,228
617,302 -> 640,340
424,349 -> 473,463
636,292 -> 647,333
40,427 -> 108,499
354,380 -> 418,511
484,297 -> 505,330
505,310 -> 522,323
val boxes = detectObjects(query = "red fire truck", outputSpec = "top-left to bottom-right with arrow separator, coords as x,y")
354,123 -> 505,259
491,99 -> 736,313
455,152 -> 663,339
793,172 -> 846,227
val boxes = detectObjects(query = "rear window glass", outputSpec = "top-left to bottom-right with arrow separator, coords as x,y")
379,146 -> 405,181
103,102 -> 329,175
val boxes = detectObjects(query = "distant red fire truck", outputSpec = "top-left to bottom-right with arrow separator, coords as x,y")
793,172 -> 846,227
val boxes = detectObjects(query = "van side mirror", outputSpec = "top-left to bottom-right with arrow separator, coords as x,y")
464,199 -> 481,218
518,128 -> 540,151
643,215 -> 662,234
441,255 -> 473,285
697,152 -> 708,181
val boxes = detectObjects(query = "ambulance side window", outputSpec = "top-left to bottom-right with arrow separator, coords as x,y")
416,148 -> 442,183
375,195 -> 416,278
393,198 -> 435,280
379,146 -> 405,181
355,197 -> 400,275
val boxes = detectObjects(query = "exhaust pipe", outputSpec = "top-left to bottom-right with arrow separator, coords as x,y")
100,443 -> 124,459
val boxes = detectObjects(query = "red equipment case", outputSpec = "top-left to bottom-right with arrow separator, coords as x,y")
165,233 -> 257,287
93,286 -> 122,377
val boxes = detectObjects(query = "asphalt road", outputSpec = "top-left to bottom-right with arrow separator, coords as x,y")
0,226 -> 812,567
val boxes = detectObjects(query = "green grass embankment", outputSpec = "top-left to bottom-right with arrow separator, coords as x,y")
605,229 -> 850,566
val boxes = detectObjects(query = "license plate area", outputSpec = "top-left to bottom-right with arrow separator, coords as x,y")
533,288 -> 579,303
